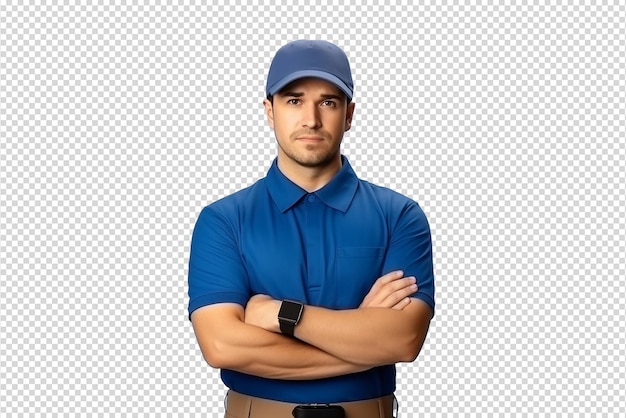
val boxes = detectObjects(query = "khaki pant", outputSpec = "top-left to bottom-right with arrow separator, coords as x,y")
225,390 -> 396,418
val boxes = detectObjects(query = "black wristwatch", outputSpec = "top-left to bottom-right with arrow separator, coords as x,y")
278,300 -> 304,336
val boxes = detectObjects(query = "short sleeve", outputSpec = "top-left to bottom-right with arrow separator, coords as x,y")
187,205 -> 250,319
382,201 -> 436,316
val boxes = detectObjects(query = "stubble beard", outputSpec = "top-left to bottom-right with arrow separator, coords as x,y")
277,139 -> 342,169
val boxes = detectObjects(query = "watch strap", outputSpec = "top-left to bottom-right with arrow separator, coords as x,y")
279,319 -> 296,336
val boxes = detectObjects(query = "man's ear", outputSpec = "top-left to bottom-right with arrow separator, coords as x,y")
263,99 -> 275,130
345,101 -> 356,132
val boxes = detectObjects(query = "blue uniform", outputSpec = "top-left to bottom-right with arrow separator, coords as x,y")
188,156 -> 435,404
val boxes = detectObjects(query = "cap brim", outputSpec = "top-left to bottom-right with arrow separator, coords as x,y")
267,70 -> 353,101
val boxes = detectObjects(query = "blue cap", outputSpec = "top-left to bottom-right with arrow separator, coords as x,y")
266,40 -> 354,101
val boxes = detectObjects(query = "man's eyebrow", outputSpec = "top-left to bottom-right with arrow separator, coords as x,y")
280,91 -> 304,97
278,92 -> 342,100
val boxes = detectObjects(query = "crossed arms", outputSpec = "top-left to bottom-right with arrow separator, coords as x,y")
190,270 -> 432,380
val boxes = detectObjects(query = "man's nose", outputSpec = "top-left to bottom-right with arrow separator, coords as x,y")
302,103 -> 321,129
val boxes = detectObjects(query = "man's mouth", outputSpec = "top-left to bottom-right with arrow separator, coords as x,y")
296,136 -> 324,141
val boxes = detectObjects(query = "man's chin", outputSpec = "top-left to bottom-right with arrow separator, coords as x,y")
293,152 -> 340,168
277,141 -> 341,169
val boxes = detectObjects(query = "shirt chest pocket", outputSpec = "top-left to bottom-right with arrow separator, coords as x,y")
334,247 -> 386,308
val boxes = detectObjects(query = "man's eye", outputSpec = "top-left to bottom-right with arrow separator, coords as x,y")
322,100 -> 336,107
287,99 -> 300,105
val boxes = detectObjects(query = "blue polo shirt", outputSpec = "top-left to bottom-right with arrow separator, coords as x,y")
188,156 -> 435,404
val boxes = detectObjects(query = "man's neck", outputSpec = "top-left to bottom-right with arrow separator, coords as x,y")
277,155 -> 342,192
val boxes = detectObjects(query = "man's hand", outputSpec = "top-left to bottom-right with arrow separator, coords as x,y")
359,270 -> 417,310
244,294 -> 281,333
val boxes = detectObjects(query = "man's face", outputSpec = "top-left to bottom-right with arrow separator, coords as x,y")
264,78 -> 355,169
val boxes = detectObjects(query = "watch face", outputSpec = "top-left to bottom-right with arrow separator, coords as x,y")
278,300 -> 303,322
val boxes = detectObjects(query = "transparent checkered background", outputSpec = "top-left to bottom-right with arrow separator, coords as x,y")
1,1 -> 624,416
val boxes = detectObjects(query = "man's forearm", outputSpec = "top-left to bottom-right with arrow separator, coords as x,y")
293,300 -> 432,366
191,304 -> 369,380
230,327 -> 370,380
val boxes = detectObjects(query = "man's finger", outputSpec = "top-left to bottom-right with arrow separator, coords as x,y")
391,297 -> 412,310
382,282 -> 418,306
385,270 -> 404,283
374,270 -> 404,287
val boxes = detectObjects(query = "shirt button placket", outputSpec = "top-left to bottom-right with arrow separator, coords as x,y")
305,194 -> 323,299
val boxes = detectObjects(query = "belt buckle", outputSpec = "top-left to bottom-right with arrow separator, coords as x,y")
292,403 -> 345,418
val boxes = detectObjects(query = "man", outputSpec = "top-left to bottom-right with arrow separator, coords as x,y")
188,40 -> 435,418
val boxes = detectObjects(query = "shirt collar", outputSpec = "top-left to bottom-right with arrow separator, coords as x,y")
266,155 -> 359,213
